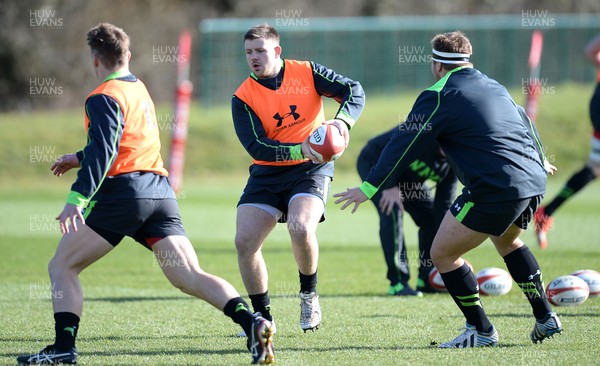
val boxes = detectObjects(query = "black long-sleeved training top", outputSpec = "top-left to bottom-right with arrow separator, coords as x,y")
358,127 -> 458,227
361,66 -> 547,203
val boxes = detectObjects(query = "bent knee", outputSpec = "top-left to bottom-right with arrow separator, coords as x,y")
429,247 -> 444,267
48,255 -> 73,278
430,245 -> 459,268
287,223 -> 315,243
234,234 -> 263,256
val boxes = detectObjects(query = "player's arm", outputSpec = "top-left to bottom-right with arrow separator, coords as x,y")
232,96 -> 305,162
311,62 -> 365,130
584,34 -> 600,68
359,90 -> 443,199
516,104 -> 556,174
67,94 -> 124,207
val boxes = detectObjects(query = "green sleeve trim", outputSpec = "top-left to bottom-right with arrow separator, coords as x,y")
66,191 -> 90,207
374,92 -> 441,191
335,110 -> 355,129
289,144 -> 304,160
311,61 -> 357,129
359,181 -> 379,200
243,103 -> 305,160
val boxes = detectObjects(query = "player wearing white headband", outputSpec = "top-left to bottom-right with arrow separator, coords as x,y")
335,31 -> 561,348
431,49 -> 471,64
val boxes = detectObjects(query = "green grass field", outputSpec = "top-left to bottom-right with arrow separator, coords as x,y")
1,88 -> 600,365
1,177 -> 599,365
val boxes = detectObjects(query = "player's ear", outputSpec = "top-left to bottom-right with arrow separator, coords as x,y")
126,50 -> 131,61
92,52 -> 100,68
274,45 -> 282,58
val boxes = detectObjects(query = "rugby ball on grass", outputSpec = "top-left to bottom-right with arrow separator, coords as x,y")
570,269 -> 600,297
308,124 -> 346,163
476,267 -> 512,296
429,260 -> 474,292
546,275 -> 589,306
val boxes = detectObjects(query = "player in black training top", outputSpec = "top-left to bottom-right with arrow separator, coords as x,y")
335,31 -> 561,348
357,127 -> 457,295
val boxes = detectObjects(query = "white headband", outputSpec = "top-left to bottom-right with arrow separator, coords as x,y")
431,49 -> 471,64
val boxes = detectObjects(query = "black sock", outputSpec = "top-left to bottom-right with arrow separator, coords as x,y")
545,166 -> 596,216
223,297 -> 255,336
299,270 -> 317,293
54,312 -> 79,351
503,245 -> 552,320
249,291 -> 272,321
440,262 -> 493,333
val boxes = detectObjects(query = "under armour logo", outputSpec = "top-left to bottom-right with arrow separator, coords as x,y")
527,269 -> 541,281
273,105 -> 300,127
454,203 -> 462,211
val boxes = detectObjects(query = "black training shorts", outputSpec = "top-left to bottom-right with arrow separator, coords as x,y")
238,174 -> 331,223
83,198 -> 186,250
449,194 -> 542,236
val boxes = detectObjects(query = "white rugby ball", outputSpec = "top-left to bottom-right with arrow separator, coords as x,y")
476,267 -> 512,296
308,123 -> 346,163
428,267 -> 447,292
546,275 -> 589,306
570,269 -> 600,297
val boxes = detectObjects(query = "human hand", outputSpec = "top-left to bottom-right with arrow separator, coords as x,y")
301,139 -> 320,163
379,187 -> 403,215
324,119 -> 349,147
333,187 -> 368,213
56,203 -> 85,234
544,159 -> 557,175
51,153 -> 80,177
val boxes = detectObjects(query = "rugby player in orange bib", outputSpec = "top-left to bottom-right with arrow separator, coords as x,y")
17,23 -> 274,365
232,24 -> 365,333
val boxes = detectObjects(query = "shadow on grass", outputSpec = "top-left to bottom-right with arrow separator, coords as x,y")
3,337 -> 527,360
85,295 -> 190,303
491,312 -> 600,318
1,333 -> 206,343
2,347 -> 244,359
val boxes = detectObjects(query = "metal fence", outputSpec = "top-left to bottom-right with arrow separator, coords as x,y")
198,14 -> 600,107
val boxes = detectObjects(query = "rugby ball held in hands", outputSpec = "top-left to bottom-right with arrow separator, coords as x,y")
476,267 -> 512,296
546,275 -> 589,306
308,124 -> 346,163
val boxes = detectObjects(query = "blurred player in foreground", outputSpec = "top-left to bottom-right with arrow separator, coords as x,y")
357,128 -> 457,295
534,33 -> 600,249
334,31 -> 561,348
17,23 -> 274,365
232,24 -> 364,333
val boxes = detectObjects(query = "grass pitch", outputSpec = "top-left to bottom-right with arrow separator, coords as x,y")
1,86 -> 599,364
1,176 -> 599,366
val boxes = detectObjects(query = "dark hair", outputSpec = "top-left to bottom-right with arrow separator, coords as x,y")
243,23 -> 279,43
87,23 -> 130,69
431,31 -> 472,70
